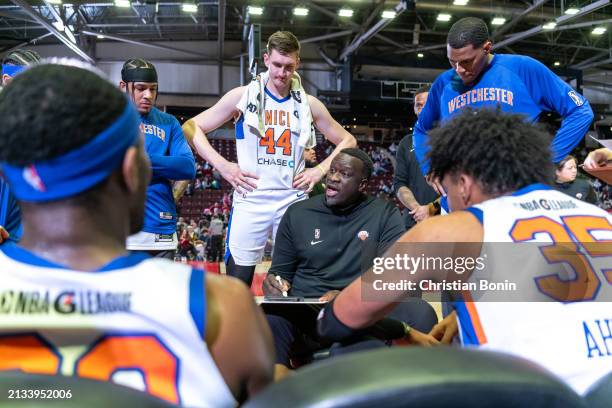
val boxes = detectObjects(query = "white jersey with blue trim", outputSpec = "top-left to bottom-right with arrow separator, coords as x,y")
455,184 -> 612,395
235,88 -> 306,191
0,244 -> 235,408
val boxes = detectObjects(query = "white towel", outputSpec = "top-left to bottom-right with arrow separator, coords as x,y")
236,71 -> 316,148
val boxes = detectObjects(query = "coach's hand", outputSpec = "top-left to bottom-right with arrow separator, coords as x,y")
263,274 -> 291,296
220,161 -> 258,194
410,205 -> 430,223
429,311 -> 458,344
319,290 -> 340,302
0,226 -> 8,244
293,167 -> 323,193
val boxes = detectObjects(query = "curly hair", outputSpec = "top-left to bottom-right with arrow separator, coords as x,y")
427,109 -> 553,195
0,64 -> 127,166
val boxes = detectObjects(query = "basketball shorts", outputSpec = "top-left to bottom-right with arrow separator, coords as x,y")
126,231 -> 178,251
225,189 -> 307,266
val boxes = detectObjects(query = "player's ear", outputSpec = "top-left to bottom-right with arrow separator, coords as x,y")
483,40 -> 493,54
263,52 -> 270,68
119,81 -> 127,92
121,140 -> 149,195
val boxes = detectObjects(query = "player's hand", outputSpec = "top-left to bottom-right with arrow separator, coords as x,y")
263,274 -> 291,296
429,311 -> 458,344
426,174 -> 445,196
319,290 -> 340,302
0,226 -> 8,244
293,167 -> 323,193
219,161 -> 258,194
409,205 -> 431,223
583,148 -> 612,170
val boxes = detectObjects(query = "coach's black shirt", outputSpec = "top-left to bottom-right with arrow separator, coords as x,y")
269,194 -> 405,297
393,135 -> 438,229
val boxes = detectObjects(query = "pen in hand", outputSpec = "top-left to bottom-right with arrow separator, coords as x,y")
275,275 -> 288,297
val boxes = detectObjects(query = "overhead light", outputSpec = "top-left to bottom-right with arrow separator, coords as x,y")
592,27 -> 606,35
554,61 -> 560,66
293,7 -> 309,16
114,0 -> 131,7
52,20 -> 65,31
564,7 -> 580,15
97,33 -> 105,39
247,6 -> 263,15
542,22 -> 557,30
417,53 -> 424,58
338,8 -> 353,17
182,3 -> 197,13
46,0 -> 62,4
453,0 -> 469,5
437,13 -> 452,22
491,17 -> 506,26
381,10 -> 396,19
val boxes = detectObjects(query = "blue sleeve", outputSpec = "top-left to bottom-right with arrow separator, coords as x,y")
414,75 -> 444,175
150,118 -> 196,180
518,56 -> 594,163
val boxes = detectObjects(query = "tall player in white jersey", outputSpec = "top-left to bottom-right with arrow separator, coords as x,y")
319,109 -> 612,395
0,61 -> 274,407
182,31 -> 356,285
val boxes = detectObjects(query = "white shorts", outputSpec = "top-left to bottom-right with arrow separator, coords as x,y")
226,189 -> 307,266
126,231 -> 178,251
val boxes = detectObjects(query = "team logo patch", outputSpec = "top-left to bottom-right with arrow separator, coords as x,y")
22,165 -> 46,192
568,90 -> 584,107
291,90 -> 302,104
357,230 -> 369,241
314,228 -> 320,239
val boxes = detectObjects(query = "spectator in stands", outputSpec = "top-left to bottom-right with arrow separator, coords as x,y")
553,155 -> 597,204
394,85 -> 439,230
208,214 -> 224,262
0,61 -> 274,405
263,148 -> 438,379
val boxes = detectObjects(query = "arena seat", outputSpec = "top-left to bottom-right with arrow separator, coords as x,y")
0,372 -> 174,407
244,347 -> 586,408
585,372 -> 612,408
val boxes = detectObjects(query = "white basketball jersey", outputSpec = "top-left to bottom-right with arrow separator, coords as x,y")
455,184 -> 612,395
235,88 -> 306,191
0,245 -> 235,407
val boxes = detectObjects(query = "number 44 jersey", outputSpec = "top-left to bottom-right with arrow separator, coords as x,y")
0,246 -> 236,408
235,88 -> 307,192
456,183 -> 612,395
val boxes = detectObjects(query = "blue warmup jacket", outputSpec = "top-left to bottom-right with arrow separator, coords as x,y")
414,54 -> 594,174
140,107 -> 195,235
0,178 -> 21,243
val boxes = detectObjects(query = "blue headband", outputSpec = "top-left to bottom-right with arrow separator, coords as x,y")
2,64 -> 26,77
0,101 -> 140,202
